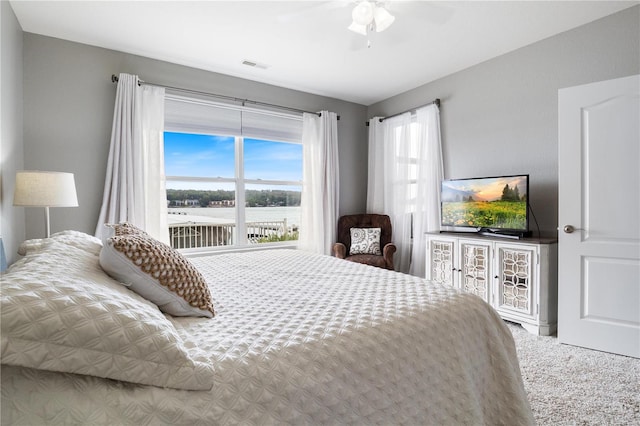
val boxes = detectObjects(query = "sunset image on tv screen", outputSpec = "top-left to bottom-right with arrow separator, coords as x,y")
441,175 -> 528,230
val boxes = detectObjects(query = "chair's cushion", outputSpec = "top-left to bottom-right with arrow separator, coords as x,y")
349,227 -> 382,255
99,223 -> 215,318
346,254 -> 387,269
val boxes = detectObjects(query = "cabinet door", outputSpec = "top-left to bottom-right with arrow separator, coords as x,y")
427,237 -> 456,287
458,240 -> 492,303
495,244 -> 537,318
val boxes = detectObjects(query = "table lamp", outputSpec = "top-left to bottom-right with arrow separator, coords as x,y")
13,171 -> 79,237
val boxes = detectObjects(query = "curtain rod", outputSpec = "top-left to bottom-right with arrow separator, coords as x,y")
111,74 -> 339,119
365,98 -> 440,126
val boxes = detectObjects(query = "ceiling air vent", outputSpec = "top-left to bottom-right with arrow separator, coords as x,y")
242,59 -> 269,70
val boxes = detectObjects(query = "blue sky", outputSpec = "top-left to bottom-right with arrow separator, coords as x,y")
164,132 -> 303,188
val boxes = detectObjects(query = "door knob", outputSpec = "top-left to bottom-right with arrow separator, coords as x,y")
563,225 -> 583,234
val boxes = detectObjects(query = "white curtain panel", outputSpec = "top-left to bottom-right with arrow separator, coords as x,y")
95,73 -> 139,235
366,117 -> 385,213
383,113 -> 413,273
139,85 -> 169,244
299,111 -> 340,255
95,73 -> 168,244
409,104 -> 444,277
367,105 -> 443,276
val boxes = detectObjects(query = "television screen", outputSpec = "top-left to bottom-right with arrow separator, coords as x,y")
441,175 -> 529,232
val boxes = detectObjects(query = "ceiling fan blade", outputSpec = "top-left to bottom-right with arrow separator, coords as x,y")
277,1 -> 351,24
388,1 -> 455,26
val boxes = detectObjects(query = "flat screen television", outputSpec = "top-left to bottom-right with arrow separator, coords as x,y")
440,174 -> 530,237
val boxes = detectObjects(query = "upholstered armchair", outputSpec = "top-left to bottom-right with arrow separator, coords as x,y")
332,214 -> 396,270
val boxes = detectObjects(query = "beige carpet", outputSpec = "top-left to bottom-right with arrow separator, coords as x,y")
506,322 -> 640,425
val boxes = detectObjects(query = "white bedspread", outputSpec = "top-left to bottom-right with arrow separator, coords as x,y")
2,249 -> 533,425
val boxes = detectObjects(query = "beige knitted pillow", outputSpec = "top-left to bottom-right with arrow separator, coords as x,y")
107,221 -> 147,237
99,224 -> 215,318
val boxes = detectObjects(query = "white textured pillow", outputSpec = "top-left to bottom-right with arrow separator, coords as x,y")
100,223 -> 215,318
1,237 -> 214,391
349,227 -> 382,255
17,230 -> 103,256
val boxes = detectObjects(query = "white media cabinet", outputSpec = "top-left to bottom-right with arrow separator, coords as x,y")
425,232 -> 558,335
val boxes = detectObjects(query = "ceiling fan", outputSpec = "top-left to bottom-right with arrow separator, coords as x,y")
277,1 -> 454,49
347,1 -> 395,36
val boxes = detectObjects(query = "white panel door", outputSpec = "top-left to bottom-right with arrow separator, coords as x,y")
558,74 -> 640,358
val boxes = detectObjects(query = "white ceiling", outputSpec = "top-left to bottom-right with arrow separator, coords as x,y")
10,0 -> 639,105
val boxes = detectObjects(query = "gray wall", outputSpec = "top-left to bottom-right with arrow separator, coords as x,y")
1,1 -> 25,265
368,6 -> 640,237
22,34 -> 368,240
12,5 -> 640,249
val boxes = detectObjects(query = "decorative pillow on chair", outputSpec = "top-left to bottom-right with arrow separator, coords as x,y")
99,223 -> 215,318
349,227 -> 382,255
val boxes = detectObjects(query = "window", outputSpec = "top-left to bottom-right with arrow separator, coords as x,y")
164,95 -> 303,250
391,121 -> 421,213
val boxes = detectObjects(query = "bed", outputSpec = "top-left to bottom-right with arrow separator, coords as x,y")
1,229 -> 534,425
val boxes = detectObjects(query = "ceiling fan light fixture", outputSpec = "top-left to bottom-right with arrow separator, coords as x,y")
348,1 -> 395,36
373,6 -> 395,32
348,21 -> 368,36
351,1 -> 374,26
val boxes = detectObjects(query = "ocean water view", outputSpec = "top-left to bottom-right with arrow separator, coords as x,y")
168,206 -> 301,227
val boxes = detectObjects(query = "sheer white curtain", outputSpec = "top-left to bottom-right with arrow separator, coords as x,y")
366,104 -> 443,275
366,117 -> 385,213
409,105 -> 443,277
384,113 -> 413,273
95,73 -> 168,243
299,111 -> 340,255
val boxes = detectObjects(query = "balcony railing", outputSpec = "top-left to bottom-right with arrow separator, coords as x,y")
169,220 -> 295,249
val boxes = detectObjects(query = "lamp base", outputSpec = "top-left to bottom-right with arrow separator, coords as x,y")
45,206 -> 51,238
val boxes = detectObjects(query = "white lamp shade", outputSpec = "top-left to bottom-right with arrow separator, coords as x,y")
373,6 -> 395,32
13,171 -> 78,207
